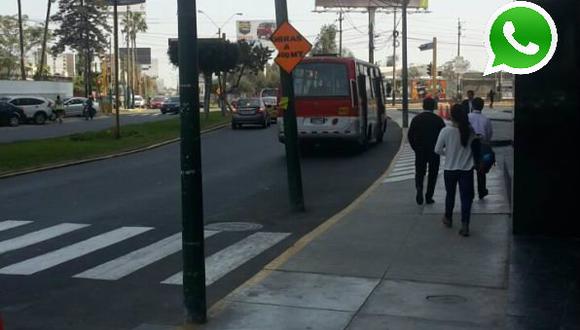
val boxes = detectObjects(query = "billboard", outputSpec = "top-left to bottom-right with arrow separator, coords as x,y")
236,20 -> 277,48
315,0 -> 428,9
119,48 -> 151,65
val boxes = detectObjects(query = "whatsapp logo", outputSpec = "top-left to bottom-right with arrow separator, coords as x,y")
485,1 -> 558,76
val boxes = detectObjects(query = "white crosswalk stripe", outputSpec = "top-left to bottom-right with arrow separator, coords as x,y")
0,223 -> 89,255
162,232 -> 291,286
0,220 -> 32,232
74,231 -> 219,281
0,221 -> 291,286
0,226 -> 152,275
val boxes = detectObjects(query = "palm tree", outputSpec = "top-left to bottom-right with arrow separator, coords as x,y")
17,0 -> 25,80
122,11 -> 147,100
36,0 -> 54,79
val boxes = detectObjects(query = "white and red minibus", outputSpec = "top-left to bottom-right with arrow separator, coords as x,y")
278,56 -> 387,148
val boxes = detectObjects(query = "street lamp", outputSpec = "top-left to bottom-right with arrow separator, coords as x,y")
197,10 -> 243,38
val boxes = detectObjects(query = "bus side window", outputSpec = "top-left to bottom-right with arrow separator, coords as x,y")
366,67 -> 374,100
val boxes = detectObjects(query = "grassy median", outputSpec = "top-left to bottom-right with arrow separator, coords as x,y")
0,112 -> 229,175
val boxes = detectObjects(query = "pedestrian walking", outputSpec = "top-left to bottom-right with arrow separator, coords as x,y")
408,97 -> 446,205
469,97 -> 493,199
54,95 -> 65,124
435,104 -> 481,237
461,90 -> 475,113
488,89 -> 496,109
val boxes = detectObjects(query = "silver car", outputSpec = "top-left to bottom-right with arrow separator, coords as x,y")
63,97 -> 100,117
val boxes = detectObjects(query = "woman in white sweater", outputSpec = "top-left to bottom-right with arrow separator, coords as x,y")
435,105 -> 480,237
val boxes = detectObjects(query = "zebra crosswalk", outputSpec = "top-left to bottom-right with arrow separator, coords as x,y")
0,220 -> 290,286
382,143 -> 444,184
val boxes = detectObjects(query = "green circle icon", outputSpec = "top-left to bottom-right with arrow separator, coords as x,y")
485,1 -> 558,75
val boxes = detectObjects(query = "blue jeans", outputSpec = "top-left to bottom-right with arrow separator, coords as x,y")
444,170 -> 475,224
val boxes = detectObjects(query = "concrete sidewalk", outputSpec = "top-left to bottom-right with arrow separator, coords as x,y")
188,136 -> 513,329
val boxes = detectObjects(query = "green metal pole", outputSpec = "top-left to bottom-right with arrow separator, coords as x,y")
177,0 -> 206,324
275,0 -> 305,212
402,0 -> 409,128
113,1 -> 121,139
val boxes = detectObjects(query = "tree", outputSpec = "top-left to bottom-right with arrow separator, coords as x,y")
168,38 -> 239,117
312,24 -> 337,55
0,15 -> 44,79
122,11 -> 147,105
51,0 -> 111,96
408,66 -> 421,81
36,0 -> 55,80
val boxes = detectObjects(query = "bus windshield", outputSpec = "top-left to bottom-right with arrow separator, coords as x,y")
293,63 -> 349,97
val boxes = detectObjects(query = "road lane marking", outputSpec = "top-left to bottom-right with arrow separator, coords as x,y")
0,223 -> 89,255
162,232 -> 290,286
389,169 -> 415,176
0,227 -> 152,275
74,230 -> 219,280
0,221 -> 33,232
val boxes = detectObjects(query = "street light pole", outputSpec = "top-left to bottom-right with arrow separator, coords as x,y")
177,0 -> 206,324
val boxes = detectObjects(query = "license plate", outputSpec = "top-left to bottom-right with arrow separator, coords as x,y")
310,117 -> 325,124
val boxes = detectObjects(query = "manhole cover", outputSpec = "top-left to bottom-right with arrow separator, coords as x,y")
426,295 -> 467,304
204,222 -> 263,232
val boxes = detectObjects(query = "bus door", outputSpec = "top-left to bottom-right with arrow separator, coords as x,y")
357,74 -> 369,146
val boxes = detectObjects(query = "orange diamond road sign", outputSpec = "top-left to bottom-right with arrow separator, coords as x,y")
271,22 -> 312,74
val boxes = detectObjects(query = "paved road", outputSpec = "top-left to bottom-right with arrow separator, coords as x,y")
0,110 -> 175,143
0,121 -> 402,330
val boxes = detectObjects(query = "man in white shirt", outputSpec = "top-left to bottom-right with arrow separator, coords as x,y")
468,97 -> 493,199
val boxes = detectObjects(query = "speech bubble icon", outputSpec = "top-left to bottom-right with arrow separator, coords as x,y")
484,1 -> 558,76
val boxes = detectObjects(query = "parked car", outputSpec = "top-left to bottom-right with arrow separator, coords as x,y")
231,98 -> 270,129
5,96 -> 53,125
0,102 -> 26,127
62,97 -> 100,117
160,96 -> 181,114
134,95 -> 145,108
150,96 -> 166,109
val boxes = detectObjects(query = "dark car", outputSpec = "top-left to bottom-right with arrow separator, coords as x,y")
0,102 -> 25,127
231,98 -> 270,129
160,96 -> 180,114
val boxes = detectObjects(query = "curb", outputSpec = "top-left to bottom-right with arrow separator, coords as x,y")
201,125 -> 408,324
0,123 -> 228,180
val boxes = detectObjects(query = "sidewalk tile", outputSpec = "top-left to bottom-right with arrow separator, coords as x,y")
348,314 -> 487,330
385,214 -> 510,288
202,302 -> 352,330
229,271 -> 379,312
278,202 -> 418,278
359,280 -> 507,327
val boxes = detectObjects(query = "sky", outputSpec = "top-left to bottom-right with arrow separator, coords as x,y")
2,0 -> 510,89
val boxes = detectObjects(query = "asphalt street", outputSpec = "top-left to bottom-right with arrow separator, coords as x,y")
0,120 -> 402,329
0,110 -> 174,143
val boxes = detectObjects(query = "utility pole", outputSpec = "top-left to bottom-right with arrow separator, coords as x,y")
457,18 -> 461,57
401,0 -> 409,128
457,18 -> 462,99
368,7 -> 376,64
17,0 -> 25,80
391,8 -> 397,106
275,0 -> 305,212
126,7 -> 132,109
432,37 -> 437,98
113,1 -> 120,138
338,11 -> 343,56
177,0 -> 206,324
38,0 -> 53,80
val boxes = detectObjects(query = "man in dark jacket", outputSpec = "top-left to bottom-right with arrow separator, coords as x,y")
461,90 -> 475,113
408,97 -> 446,205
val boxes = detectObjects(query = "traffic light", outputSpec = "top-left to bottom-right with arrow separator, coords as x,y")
427,62 -> 432,76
